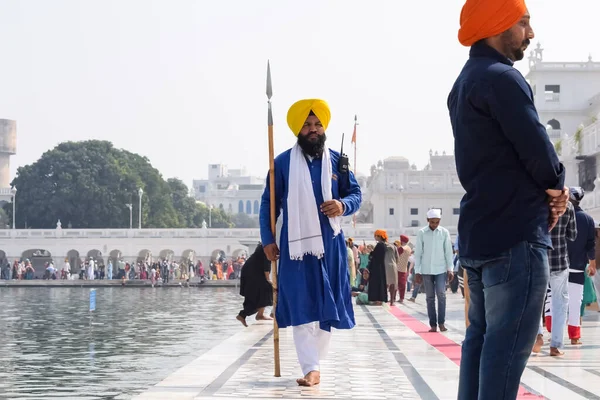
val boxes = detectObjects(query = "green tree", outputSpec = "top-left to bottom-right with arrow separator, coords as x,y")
8,140 -> 180,228
167,178 -> 198,227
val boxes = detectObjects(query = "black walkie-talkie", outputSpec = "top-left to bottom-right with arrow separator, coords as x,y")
339,133 -> 350,187
339,133 -> 349,174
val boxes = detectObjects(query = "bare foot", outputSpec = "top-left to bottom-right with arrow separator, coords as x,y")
571,339 -> 582,345
256,314 -> 273,321
428,326 -> 437,333
236,315 -> 248,327
550,347 -> 564,356
439,324 -> 448,332
297,371 -> 320,387
532,334 -> 544,353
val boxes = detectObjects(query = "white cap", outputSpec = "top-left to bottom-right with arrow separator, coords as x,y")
427,208 -> 441,219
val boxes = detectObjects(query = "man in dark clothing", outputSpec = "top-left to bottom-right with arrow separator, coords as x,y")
566,187 -> 597,344
236,243 -> 273,327
448,2 -> 569,399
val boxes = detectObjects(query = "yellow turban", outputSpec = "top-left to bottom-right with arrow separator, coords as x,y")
458,0 -> 527,47
286,99 -> 331,136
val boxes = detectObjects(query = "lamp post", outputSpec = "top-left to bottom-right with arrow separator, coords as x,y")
126,203 -> 133,229
11,187 -> 16,230
209,204 -> 213,228
138,188 -> 144,229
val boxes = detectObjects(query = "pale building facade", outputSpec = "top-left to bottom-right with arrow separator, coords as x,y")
526,44 -> 600,220
0,119 -> 16,204
192,164 -> 265,217
362,151 -> 464,231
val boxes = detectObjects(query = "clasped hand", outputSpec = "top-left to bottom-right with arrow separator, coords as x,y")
547,187 -> 569,231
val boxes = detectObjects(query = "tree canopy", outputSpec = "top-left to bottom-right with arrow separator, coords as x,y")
7,140 -> 232,229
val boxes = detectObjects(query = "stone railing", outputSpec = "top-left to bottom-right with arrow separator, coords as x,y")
0,225 -> 457,240
530,62 -> 600,71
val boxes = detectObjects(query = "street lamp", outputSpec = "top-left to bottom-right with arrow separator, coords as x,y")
10,187 -> 16,230
138,188 -> 144,229
209,204 -> 213,228
126,203 -> 133,229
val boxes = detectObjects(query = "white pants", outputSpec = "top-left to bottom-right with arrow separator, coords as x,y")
568,281 -> 584,338
293,322 -> 332,376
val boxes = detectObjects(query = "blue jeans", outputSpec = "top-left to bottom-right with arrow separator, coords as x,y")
548,269 -> 569,348
458,241 -> 549,400
423,273 -> 447,327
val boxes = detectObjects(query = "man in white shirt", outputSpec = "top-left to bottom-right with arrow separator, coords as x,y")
415,209 -> 454,332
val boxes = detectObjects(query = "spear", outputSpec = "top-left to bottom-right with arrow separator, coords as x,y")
266,60 -> 281,377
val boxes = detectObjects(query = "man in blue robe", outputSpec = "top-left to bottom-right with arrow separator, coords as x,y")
259,98 -> 362,387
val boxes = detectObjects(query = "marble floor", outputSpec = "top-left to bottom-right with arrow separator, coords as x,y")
133,292 -> 600,400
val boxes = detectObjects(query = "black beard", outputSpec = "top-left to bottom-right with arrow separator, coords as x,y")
297,133 -> 327,158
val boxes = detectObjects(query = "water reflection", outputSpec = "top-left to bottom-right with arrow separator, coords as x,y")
0,287 -> 242,399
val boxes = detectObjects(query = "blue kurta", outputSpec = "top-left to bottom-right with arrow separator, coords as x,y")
259,148 -> 362,331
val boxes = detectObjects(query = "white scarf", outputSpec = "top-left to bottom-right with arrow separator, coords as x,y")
287,144 -> 342,260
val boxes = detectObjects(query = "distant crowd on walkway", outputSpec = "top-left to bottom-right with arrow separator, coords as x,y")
0,254 -> 248,282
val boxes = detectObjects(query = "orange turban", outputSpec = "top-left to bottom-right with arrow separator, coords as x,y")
286,99 -> 331,136
458,0 -> 527,47
375,229 -> 388,241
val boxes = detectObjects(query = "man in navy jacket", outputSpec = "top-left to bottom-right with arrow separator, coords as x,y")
449,1 -> 569,399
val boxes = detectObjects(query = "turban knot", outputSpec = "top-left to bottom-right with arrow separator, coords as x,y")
287,99 -> 331,136
458,0 -> 527,47
375,229 -> 388,241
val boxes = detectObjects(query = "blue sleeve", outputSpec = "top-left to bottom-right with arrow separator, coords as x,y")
414,230 -> 423,274
339,170 -> 362,217
259,157 -> 285,246
444,230 -> 454,271
488,70 -> 565,191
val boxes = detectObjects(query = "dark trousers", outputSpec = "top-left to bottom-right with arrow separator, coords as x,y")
239,298 -> 259,318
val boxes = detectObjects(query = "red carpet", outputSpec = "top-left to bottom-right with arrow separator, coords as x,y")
389,305 -> 542,399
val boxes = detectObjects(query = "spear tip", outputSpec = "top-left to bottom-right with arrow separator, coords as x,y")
266,60 -> 273,99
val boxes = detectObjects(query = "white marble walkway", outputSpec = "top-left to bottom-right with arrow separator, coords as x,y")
132,292 -> 600,400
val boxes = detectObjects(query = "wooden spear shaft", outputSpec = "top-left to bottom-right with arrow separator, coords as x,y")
266,60 -> 281,377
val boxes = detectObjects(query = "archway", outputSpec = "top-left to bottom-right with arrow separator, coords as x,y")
211,249 -> 226,262
108,249 -> 123,277
87,249 -> 104,267
158,249 -> 175,263
66,249 -> 81,272
181,249 -> 196,264
547,118 -> 561,130
137,249 -> 152,264
109,249 -> 122,264
232,248 -> 247,260
21,248 -> 52,276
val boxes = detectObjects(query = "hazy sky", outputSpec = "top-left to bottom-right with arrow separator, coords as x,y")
0,0 -> 599,188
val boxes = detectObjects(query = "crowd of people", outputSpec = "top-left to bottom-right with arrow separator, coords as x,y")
0,254 -> 248,283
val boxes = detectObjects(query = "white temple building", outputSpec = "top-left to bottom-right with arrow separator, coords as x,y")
192,164 -> 265,217
525,43 -> 600,220
357,151 -> 463,232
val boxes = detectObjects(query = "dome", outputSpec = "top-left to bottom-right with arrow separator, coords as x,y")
383,156 -> 410,170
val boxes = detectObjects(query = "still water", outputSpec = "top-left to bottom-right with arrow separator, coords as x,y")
0,287 -> 243,399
